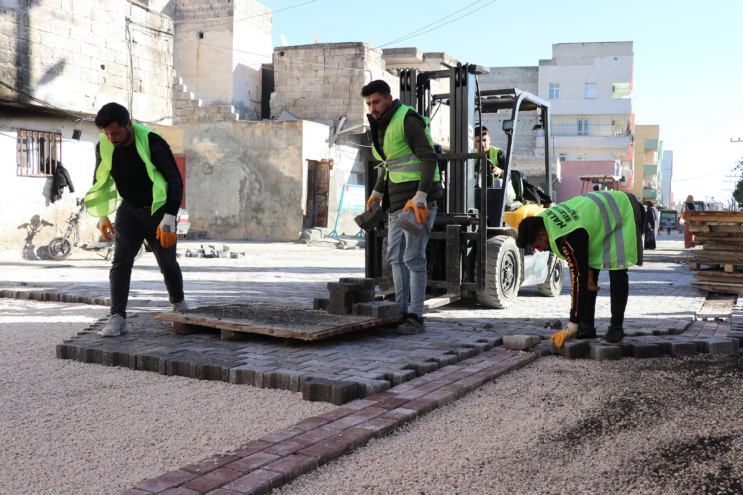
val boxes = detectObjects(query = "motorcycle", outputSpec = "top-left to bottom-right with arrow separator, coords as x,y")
47,198 -> 145,261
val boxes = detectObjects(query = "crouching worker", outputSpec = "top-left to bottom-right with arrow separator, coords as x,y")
85,102 -> 188,337
516,191 -> 644,346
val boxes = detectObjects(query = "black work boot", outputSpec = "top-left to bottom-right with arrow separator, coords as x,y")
576,324 -> 597,340
600,325 -> 625,345
396,313 -> 424,335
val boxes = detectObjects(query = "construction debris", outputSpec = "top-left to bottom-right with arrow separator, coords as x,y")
688,211 -> 743,294
184,244 -> 245,259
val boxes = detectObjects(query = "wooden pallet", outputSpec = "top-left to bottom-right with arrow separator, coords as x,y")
154,303 -> 404,341
691,280 -> 743,295
694,271 -> 743,284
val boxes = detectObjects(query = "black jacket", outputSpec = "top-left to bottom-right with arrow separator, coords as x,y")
50,163 -> 74,203
369,100 -> 443,213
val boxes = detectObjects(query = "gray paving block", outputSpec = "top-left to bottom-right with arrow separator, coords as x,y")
549,339 -> 589,359
313,298 -> 329,311
589,343 -> 622,361
406,360 -> 440,376
379,368 -> 416,386
354,378 -> 391,398
352,301 -> 401,319
630,343 -> 661,359
669,341 -> 698,357
301,378 -> 358,405
339,277 -> 376,292
356,291 -> 376,303
354,202 -> 386,230
503,335 -> 539,351
264,369 -> 306,392
327,282 -> 360,294
706,339 -> 736,355
396,208 -> 423,236
429,353 -> 459,366
618,342 -> 633,357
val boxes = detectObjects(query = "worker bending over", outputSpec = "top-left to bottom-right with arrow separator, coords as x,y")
85,102 -> 188,337
516,190 -> 644,346
363,80 -> 442,335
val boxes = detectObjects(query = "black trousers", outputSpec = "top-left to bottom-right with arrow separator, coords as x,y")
110,201 -> 184,318
580,268 -> 629,329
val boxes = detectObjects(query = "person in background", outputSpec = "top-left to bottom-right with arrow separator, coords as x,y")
666,219 -> 673,235
681,197 -> 696,248
644,201 -> 659,249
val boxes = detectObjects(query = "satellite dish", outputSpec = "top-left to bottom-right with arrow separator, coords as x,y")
281,34 -> 288,46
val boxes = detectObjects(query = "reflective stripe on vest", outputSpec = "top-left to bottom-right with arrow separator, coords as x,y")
539,191 -> 637,270
84,123 -> 168,218
371,104 -> 440,183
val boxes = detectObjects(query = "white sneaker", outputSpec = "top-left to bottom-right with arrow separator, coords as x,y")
172,299 -> 189,311
100,314 -> 127,337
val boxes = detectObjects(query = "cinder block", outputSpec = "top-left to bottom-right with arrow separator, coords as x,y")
705,339 -> 736,355
618,342 -> 633,357
313,298 -> 329,311
549,339 -> 589,359
396,208 -> 422,236
356,291 -> 375,303
354,202 -> 386,230
503,335 -> 539,351
631,343 -> 661,359
589,343 -> 622,361
351,301 -> 401,319
339,277 -> 376,292
301,378 -> 358,405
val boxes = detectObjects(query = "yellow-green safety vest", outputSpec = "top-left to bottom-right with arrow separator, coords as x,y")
487,146 -> 500,167
371,104 -> 440,184
483,146 -> 515,203
84,122 -> 168,218
539,191 -> 638,270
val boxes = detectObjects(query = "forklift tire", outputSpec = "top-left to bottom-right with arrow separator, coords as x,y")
476,235 -> 521,309
537,255 -> 565,297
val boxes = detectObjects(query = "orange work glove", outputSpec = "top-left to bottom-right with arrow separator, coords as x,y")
549,322 -> 578,348
588,269 -> 600,292
156,214 -> 177,249
366,194 -> 382,212
98,217 -> 115,242
403,191 -> 429,224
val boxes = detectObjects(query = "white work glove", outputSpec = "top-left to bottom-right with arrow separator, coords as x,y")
366,190 -> 383,212
156,213 -> 177,248
411,191 -> 427,207
97,216 -> 115,241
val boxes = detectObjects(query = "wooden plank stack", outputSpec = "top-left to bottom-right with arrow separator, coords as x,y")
688,211 -> 743,294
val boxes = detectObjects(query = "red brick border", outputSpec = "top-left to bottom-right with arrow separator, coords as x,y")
116,347 -> 538,495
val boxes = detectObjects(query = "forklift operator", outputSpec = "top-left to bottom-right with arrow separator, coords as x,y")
516,190 -> 644,347
362,80 -> 442,335
474,126 -> 515,204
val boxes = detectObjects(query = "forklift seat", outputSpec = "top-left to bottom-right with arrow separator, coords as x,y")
510,170 -> 525,202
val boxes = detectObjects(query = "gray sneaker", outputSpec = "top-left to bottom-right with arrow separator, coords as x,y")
100,314 -> 127,337
172,299 -> 189,311
395,314 -> 424,335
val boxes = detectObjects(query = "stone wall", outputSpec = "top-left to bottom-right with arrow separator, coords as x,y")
173,0 -> 272,122
269,42 -> 397,130
0,0 -> 174,123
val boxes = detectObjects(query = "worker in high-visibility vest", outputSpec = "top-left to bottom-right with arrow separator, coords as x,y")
85,102 -> 188,337
474,126 -> 515,203
363,80 -> 442,335
516,190 -> 645,346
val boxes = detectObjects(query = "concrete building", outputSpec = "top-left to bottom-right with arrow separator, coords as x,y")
0,0 -> 175,256
536,42 -> 635,200
661,149 -> 674,207
632,125 -> 663,205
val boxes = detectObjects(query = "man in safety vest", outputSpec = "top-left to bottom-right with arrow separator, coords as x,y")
516,190 -> 644,346
85,102 -> 188,337
362,80 -> 442,335
474,126 -> 515,204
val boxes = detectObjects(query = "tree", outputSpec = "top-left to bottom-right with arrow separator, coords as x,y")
734,178 -> 743,208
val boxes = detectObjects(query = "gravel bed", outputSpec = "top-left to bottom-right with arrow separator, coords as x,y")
277,353 -> 743,495
0,299 -> 335,495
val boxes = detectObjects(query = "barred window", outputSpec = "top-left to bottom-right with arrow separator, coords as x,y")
17,129 -> 62,177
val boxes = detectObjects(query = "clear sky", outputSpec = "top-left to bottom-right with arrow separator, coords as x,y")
260,0 -> 743,205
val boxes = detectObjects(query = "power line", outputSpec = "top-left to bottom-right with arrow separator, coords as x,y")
381,0 -> 498,47
380,0 -> 487,47
0,80 -> 93,122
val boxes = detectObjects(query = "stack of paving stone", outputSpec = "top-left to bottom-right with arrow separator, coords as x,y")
313,277 -> 400,319
688,211 -> 743,294
185,244 -> 246,259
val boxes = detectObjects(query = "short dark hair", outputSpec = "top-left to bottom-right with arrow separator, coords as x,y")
95,102 -> 130,129
360,80 -> 391,98
474,126 -> 489,138
516,215 -> 546,249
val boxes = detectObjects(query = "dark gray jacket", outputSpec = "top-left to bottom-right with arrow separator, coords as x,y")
369,100 -> 443,213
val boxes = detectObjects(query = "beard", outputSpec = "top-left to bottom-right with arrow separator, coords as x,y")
112,127 -> 132,147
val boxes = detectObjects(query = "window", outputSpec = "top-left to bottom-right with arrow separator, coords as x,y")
577,153 -> 591,161
549,83 -> 560,99
577,119 -> 589,136
585,83 -> 596,99
17,130 -> 61,177
559,153 -> 567,162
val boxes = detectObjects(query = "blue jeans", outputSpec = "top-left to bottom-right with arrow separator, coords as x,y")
387,204 -> 437,317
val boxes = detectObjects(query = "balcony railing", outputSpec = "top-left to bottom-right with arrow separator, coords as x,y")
541,122 -> 632,137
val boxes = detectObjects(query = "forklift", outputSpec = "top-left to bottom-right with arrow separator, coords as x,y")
364,64 -> 565,309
